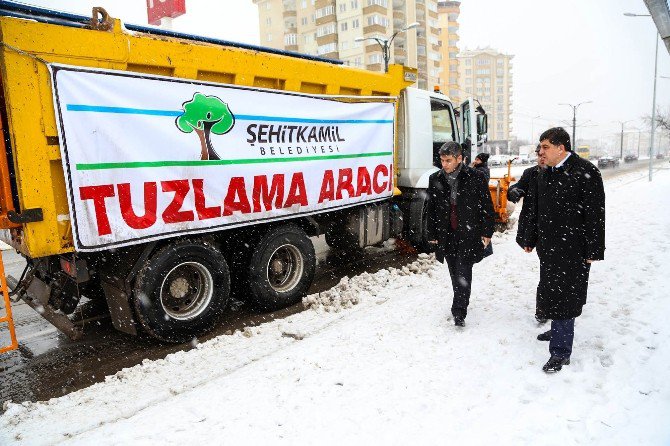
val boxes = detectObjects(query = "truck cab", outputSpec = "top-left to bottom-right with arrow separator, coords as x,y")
397,87 -> 487,189
394,86 -> 488,249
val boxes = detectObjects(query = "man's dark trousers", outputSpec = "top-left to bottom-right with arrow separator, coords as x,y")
445,254 -> 473,319
549,319 -> 575,359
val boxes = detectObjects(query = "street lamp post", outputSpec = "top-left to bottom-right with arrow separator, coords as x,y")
530,115 -> 540,142
355,22 -> 419,73
624,12 -> 659,181
616,120 -> 633,160
559,101 -> 592,149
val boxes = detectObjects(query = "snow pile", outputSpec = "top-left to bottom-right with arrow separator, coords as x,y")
1,168 -> 669,445
303,254 -> 435,312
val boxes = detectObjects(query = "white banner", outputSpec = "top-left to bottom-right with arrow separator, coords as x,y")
50,65 -> 395,251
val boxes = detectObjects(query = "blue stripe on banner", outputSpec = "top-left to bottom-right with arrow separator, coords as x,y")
66,105 -> 181,116
65,105 -> 393,124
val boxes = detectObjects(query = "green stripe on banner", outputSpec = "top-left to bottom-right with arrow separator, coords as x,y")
75,152 -> 393,171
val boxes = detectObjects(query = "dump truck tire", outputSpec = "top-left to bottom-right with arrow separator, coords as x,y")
133,239 -> 230,343
247,224 -> 315,311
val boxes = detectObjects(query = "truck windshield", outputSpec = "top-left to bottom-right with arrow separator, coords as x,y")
431,100 -> 455,168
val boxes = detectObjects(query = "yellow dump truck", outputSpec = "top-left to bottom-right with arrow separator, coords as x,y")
0,3 -> 487,344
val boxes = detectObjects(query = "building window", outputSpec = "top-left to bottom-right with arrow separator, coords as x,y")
266,33 -> 273,42
369,53 -> 382,64
417,45 -> 426,56
284,34 -> 297,45
266,17 -> 271,25
318,43 -> 337,54
301,17 -> 307,25
497,86 -> 503,93
465,69 -> 472,75
465,78 -> 472,84
476,59 -> 490,65
316,5 -> 334,18
351,0 -> 359,8
367,0 -> 388,7
341,21 -> 348,31
497,69 -> 505,75
301,0 -> 306,8
340,3 -> 347,12
352,18 -> 360,28
340,40 -> 349,50
497,59 -> 504,65
367,14 -> 389,27
465,59 -> 471,65
448,13 -> 458,21
466,87 -> 472,93
317,24 -> 336,36
476,69 -> 490,75
266,2 -> 271,9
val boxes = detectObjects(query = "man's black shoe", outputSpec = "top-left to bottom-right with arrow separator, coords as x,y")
537,330 -> 552,341
454,317 -> 465,327
542,356 -> 570,373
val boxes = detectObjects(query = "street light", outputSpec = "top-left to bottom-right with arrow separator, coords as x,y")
530,115 -> 540,142
625,12 -> 657,181
354,22 -> 419,73
559,101 -> 592,150
615,120 -> 633,160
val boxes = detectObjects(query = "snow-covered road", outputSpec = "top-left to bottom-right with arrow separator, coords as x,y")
1,168 -> 669,445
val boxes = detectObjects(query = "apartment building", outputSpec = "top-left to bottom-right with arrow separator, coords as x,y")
437,1 -> 459,102
457,47 -> 513,142
253,0 -> 445,90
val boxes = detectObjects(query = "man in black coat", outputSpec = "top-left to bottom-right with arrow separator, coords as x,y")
529,127 -> 605,373
507,145 -> 547,323
426,142 -> 495,327
473,152 -> 491,182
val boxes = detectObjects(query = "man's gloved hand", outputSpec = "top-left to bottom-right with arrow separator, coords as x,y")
507,187 -> 524,203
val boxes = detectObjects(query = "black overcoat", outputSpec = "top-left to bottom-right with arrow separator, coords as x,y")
533,154 -> 605,319
474,163 -> 490,183
426,166 -> 495,264
508,165 -> 542,249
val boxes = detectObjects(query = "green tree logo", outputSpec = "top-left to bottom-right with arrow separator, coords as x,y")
176,93 -> 235,160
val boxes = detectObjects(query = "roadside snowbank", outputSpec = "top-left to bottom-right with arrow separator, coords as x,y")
1,168 -> 669,445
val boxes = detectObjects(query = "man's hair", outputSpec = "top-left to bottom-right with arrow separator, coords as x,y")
535,144 -> 541,153
539,127 -> 572,152
438,141 -> 463,158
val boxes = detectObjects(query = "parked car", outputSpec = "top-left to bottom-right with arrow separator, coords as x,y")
598,156 -> 620,168
624,154 -> 638,163
656,153 -> 666,159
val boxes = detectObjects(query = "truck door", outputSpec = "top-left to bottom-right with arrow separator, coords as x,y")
459,98 -> 488,164
430,98 -> 457,169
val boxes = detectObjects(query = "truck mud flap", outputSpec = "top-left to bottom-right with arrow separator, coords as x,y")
8,273 -> 83,341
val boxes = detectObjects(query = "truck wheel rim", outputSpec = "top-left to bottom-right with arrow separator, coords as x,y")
160,261 -> 214,321
267,244 -> 303,293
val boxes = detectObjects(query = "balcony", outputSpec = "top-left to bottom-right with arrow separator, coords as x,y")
394,46 -> 407,57
393,10 -> 405,20
428,9 -> 438,19
315,0 -> 334,8
365,44 -> 380,53
316,14 -> 336,26
393,0 -> 405,7
283,9 -> 297,18
363,4 -> 387,15
363,24 -> 387,34
367,63 -> 383,72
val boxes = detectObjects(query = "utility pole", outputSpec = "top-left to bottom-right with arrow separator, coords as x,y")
559,101 -> 592,149
616,120 -> 632,160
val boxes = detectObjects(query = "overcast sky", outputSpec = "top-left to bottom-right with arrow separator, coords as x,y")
15,0 -> 670,145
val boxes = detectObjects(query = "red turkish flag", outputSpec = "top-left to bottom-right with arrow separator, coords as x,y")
146,0 -> 186,25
